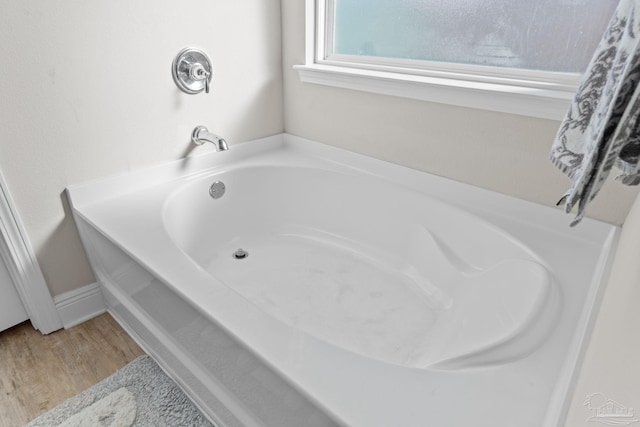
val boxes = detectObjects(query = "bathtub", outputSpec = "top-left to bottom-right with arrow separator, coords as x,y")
67,134 -> 618,427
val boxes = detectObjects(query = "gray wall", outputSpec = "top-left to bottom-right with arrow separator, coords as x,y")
0,0 -> 283,296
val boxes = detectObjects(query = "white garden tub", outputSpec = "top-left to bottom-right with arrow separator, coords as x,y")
67,133 -> 618,427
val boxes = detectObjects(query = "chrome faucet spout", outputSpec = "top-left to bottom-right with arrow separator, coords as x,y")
191,126 -> 229,151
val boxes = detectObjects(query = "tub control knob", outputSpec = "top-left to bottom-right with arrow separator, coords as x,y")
172,47 -> 213,95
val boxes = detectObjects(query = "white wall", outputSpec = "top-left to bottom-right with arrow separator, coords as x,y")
281,0 -> 640,226
563,191 -> 640,426
0,0 -> 283,296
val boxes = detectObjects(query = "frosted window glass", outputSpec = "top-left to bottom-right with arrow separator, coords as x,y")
333,0 -> 619,73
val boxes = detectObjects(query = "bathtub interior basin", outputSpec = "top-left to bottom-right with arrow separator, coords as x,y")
163,166 -> 558,370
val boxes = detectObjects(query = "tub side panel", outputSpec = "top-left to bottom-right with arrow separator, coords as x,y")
74,216 -> 340,427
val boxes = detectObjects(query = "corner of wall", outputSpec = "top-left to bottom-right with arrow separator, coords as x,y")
563,191 -> 640,426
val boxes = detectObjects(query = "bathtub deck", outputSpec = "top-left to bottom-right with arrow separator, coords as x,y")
67,133 -> 620,427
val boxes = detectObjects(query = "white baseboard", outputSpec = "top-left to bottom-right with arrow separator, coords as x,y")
54,282 -> 106,329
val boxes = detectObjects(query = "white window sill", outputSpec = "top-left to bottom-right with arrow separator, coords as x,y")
294,63 -> 576,121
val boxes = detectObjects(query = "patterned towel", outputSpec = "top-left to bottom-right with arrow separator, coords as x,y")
550,0 -> 640,226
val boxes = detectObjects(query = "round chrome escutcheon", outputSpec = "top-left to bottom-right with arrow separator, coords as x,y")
209,181 -> 225,199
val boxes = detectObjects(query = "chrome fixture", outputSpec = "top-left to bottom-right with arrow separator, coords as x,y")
191,126 -> 229,151
172,47 -> 213,94
209,181 -> 226,199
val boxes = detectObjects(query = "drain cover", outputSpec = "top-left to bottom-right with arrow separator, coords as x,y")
233,248 -> 249,259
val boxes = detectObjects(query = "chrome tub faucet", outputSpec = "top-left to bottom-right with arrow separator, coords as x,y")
191,126 -> 229,151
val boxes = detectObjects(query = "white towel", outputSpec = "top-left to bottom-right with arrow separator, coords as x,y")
550,0 -> 640,226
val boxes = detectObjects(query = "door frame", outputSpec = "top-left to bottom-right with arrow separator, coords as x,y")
0,171 -> 62,334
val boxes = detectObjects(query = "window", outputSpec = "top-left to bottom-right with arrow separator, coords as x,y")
295,0 -> 619,120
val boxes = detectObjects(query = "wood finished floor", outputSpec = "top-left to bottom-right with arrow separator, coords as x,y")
0,313 -> 144,427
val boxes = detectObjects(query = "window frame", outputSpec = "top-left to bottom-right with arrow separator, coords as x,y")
294,0 -> 584,120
